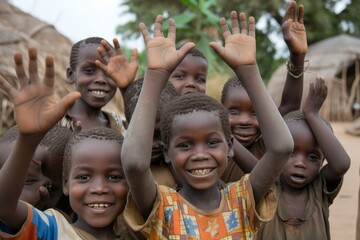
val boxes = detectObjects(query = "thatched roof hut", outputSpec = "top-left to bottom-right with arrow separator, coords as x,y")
0,0 -> 123,132
267,34 -> 360,121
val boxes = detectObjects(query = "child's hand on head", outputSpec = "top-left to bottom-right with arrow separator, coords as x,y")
0,48 -> 80,135
282,1 -> 307,55
302,77 -> 327,114
139,15 -> 195,73
209,11 -> 256,68
96,38 -> 139,90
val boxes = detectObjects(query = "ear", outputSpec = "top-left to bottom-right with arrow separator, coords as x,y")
227,136 -> 234,158
63,177 -> 69,196
161,142 -> 171,164
66,68 -> 75,84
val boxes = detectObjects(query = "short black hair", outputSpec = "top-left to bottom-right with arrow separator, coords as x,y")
124,78 -> 177,123
187,48 -> 207,62
160,93 -> 231,146
0,125 -> 72,168
220,75 -> 244,104
62,127 -> 124,180
283,110 -> 333,132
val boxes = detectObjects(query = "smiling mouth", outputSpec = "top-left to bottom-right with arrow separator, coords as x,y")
190,168 -> 213,176
90,90 -> 108,97
87,203 -> 111,209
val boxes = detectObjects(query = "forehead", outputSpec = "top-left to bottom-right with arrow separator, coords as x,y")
171,111 -> 223,136
77,43 -> 103,64
224,87 -> 250,104
286,121 -> 319,148
176,54 -> 208,71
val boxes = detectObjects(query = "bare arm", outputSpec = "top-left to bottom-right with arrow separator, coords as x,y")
302,77 -> 350,184
278,1 -> 307,116
121,15 -> 194,219
232,139 -> 258,173
210,11 -> 293,204
0,48 -> 80,229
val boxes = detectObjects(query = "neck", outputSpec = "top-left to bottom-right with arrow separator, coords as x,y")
179,183 -> 221,211
73,221 -> 116,240
70,99 -> 103,118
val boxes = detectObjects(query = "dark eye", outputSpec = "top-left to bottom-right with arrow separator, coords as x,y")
84,67 -> 95,75
77,175 -> 90,181
208,139 -> 220,147
25,179 -> 38,185
251,110 -> 256,117
195,76 -> 206,83
178,142 -> 192,150
290,151 -> 295,157
229,108 -> 239,115
308,153 -> 320,162
108,175 -> 123,182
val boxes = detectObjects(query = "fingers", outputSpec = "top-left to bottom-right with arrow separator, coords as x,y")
298,5 -> 304,24
112,38 -> 123,56
139,22 -> 151,44
283,1 -> 296,23
154,15 -> 164,37
220,17 -> 230,39
57,91 -> 82,118
239,12 -> 248,35
43,55 -> 55,88
177,42 -> 195,61
28,48 -> 39,84
131,48 -> 139,66
230,11 -> 240,34
248,16 -> 256,37
168,18 -> 176,41
14,52 -> 28,88
209,42 -> 224,58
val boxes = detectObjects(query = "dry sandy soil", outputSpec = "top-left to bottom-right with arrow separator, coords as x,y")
328,122 -> 359,240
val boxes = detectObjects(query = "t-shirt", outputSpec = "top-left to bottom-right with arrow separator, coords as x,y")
124,174 -> 277,239
256,170 -> 343,240
0,203 -> 96,240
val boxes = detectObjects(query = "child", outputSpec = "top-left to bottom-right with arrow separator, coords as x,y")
168,47 -> 208,95
257,77 -> 351,239
121,11 -> 293,239
0,48 -> 134,239
0,125 -> 71,211
60,37 -> 138,132
220,0 -> 308,182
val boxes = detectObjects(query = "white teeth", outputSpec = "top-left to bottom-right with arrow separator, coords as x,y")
87,203 -> 111,208
91,90 -> 106,96
191,168 -> 212,175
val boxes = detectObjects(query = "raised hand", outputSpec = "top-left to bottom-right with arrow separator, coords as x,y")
96,38 -> 139,90
209,11 -> 256,69
139,15 -> 195,72
302,77 -> 327,114
282,1 -> 307,55
0,48 -> 80,135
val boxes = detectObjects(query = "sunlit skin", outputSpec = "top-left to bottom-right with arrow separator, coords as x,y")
68,44 -> 117,125
168,55 -> 207,95
223,87 -> 260,148
166,111 -> 232,208
280,121 -> 324,191
63,139 -> 128,239
0,143 -> 59,210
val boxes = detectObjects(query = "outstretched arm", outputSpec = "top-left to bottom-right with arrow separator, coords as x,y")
95,38 -> 139,95
278,0 -> 307,116
302,77 -> 350,185
0,48 -> 80,230
121,15 -> 194,219
210,11 -> 293,203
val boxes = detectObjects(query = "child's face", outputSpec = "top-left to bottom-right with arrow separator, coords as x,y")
222,87 -> 260,147
280,121 -> 324,189
169,55 -> 207,95
63,139 -> 128,230
73,43 -> 117,109
0,143 -> 60,210
166,111 -> 231,190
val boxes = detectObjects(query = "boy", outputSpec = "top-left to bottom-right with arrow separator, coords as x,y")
257,77 -> 351,239
0,48 -> 134,239
121,11 -> 293,239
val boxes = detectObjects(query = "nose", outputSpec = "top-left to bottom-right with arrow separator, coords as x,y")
89,177 -> 110,194
39,177 -> 52,200
184,77 -> 196,89
191,144 -> 209,161
231,113 -> 252,126
94,70 -> 108,85
293,154 -> 306,168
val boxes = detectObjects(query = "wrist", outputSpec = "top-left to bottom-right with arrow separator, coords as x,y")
286,59 -> 309,79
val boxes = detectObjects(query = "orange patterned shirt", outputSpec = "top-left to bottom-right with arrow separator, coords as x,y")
124,174 -> 277,239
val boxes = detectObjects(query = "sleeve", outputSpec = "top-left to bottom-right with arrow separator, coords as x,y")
315,169 -> 343,205
0,203 -> 58,239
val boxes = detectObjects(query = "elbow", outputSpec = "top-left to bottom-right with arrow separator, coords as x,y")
121,152 -> 149,175
334,156 -> 351,176
270,138 -> 294,157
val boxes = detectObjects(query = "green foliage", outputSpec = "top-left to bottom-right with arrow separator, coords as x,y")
116,0 -> 359,82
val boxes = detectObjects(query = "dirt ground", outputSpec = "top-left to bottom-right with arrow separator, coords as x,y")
328,122 -> 359,240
